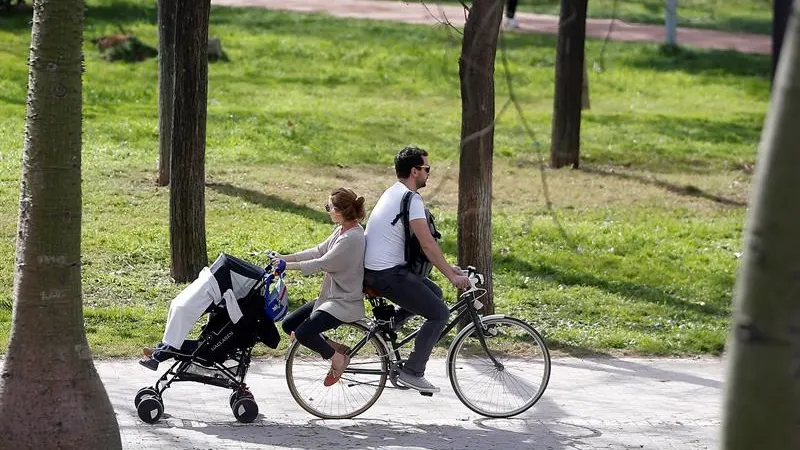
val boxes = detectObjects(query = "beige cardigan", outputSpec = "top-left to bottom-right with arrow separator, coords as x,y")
287,225 -> 366,323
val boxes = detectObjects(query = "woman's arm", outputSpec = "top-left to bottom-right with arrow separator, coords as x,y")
296,230 -> 363,276
281,229 -> 338,263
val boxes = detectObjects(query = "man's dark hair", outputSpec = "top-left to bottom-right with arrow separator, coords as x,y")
394,146 -> 428,178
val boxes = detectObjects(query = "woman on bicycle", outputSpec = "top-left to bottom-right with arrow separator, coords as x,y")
277,187 -> 366,386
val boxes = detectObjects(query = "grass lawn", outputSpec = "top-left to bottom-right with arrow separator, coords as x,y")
0,0 -> 769,357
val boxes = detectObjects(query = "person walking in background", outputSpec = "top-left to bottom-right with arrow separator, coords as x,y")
505,0 -> 519,29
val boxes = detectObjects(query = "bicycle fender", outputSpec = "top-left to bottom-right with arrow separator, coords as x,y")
446,314 -> 507,356
354,319 -> 392,355
283,341 -> 296,361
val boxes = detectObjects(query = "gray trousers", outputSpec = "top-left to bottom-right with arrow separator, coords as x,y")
364,266 -> 449,376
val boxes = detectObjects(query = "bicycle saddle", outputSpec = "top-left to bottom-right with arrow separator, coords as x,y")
363,285 -> 380,297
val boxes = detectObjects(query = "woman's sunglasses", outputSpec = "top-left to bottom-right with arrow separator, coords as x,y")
325,203 -> 335,212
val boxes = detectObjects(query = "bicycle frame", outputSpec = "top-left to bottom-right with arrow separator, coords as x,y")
395,294 -> 482,349
347,288 -> 503,378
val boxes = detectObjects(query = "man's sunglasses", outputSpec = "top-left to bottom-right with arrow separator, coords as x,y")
415,165 -> 431,173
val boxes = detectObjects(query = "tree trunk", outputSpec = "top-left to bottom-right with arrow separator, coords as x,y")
0,0 -> 121,447
722,5 -> 800,449
170,0 -> 210,282
457,0 -> 503,315
157,0 -> 177,187
550,0 -> 588,169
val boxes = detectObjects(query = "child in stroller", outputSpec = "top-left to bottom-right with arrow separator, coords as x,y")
135,253 -> 288,424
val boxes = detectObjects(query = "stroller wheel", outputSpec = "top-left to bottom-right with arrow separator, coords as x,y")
231,397 -> 259,423
137,395 -> 164,424
135,387 -> 159,408
229,388 -> 254,408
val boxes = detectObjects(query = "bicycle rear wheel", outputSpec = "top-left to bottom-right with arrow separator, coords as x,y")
447,316 -> 551,418
285,322 -> 389,419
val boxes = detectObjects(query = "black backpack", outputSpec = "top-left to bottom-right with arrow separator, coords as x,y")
391,191 -> 441,277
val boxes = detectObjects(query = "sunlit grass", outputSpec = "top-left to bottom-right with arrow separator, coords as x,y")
0,0 -> 768,356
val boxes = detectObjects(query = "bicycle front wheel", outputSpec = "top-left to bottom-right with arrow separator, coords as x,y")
285,322 -> 389,419
447,316 -> 551,418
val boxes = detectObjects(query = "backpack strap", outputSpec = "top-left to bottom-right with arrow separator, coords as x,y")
428,211 -> 442,240
390,191 -> 415,264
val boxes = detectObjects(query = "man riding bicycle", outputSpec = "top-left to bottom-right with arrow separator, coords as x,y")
363,146 -> 470,394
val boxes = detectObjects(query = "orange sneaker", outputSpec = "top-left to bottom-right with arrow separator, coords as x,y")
323,352 -> 351,387
325,338 -> 350,356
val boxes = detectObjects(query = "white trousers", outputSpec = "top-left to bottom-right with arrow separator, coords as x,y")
161,267 -> 244,349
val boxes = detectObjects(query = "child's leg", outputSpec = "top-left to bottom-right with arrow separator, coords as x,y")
281,300 -> 316,336
293,310 -> 343,359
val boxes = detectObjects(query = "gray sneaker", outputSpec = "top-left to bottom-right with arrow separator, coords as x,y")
397,370 -> 440,393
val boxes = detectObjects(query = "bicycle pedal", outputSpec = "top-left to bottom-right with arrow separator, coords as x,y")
420,392 -> 433,397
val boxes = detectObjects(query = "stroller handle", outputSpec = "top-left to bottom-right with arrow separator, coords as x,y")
264,258 -> 286,275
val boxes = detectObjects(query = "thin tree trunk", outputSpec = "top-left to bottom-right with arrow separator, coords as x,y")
169,0 -> 210,282
550,0 -> 588,169
457,0 -> 503,315
157,0 -> 177,187
0,0 -> 121,447
722,4 -> 800,449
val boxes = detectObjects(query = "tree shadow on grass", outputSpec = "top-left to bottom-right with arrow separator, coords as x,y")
711,16 -> 771,35
579,165 -> 748,207
439,238 -> 728,318
206,182 -> 330,224
583,112 -> 763,172
626,44 -> 771,79
494,252 -> 728,318
0,94 -> 25,107
587,112 -> 763,148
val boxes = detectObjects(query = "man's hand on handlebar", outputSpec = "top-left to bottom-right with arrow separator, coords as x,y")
447,265 -> 471,290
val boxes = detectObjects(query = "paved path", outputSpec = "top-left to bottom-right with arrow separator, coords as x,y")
211,0 -> 770,55
108,356 -> 723,449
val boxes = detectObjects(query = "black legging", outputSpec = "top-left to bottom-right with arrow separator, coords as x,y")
506,0 -> 518,19
281,300 -> 342,359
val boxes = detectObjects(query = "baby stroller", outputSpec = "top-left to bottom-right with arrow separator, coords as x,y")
135,253 -> 288,424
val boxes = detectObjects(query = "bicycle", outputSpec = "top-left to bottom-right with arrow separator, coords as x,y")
284,266 -> 551,419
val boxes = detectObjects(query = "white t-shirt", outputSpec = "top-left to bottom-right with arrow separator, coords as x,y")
364,181 -> 426,270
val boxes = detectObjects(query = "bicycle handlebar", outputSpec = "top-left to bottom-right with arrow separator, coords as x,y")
461,265 -> 486,298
